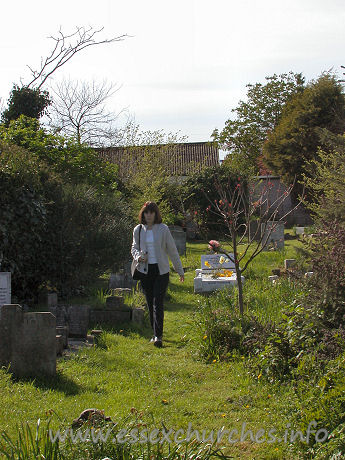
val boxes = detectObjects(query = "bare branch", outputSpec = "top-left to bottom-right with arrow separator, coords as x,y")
27,26 -> 130,89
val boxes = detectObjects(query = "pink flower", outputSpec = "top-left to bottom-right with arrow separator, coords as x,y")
208,240 -> 220,251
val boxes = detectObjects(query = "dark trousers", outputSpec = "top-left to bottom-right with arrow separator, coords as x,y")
140,263 -> 169,339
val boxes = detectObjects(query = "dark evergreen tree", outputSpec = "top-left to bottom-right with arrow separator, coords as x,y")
262,73 -> 345,199
1,85 -> 51,126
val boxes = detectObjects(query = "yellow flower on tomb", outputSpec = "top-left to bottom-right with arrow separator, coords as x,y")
204,261 -> 211,267
219,256 -> 225,264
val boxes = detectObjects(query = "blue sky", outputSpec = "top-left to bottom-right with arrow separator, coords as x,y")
1,0 -> 344,158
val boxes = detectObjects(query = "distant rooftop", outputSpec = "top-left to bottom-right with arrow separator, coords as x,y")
96,141 -> 219,178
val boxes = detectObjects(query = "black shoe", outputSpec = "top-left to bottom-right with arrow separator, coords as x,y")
154,337 -> 163,348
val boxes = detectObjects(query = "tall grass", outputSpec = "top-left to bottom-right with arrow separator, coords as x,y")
0,411 -> 231,459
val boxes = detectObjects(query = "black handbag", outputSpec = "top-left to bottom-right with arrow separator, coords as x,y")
132,225 -> 147,280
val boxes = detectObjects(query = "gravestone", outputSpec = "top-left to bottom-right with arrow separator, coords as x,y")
47,293 -> 58,307
109,260 -> 138,289
56,326 -> 68,348
68,305 -> 90,338
0,273 -> 11,309
168,226 -> 187,255
106,295 -> 128,310
132,308 -> 145,325
261,221 -> 284,250
194,254 -> 245,294
0,304 -> 56,377
89,309 -> 131,326
185,220 -> 198,240
268,275 -> 279,284
295,227 -> 305,235
249,220 -> 261,242
284,259 -> 296,269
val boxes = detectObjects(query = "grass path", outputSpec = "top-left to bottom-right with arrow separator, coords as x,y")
0,237 -> 305,459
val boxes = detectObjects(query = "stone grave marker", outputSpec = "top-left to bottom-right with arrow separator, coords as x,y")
0,273 -> 11,310
261,221 -> 284,250
0,304 -> 56,377
194,254 -> 244,294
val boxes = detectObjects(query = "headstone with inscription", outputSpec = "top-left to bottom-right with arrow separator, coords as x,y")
194,254 -> 245,294
0,273 -> 11,310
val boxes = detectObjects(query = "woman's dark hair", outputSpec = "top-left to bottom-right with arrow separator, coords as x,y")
138,201 -> 162,224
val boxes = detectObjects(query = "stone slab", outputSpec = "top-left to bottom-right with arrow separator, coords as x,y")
56,326 -> 68,348
132,308 -> 145,325
0,273 -> 11,309
112,288 -> 132,297
261,222 -> 284,250
295,227 -> 305,235
194,275 -> 245,294
47,293 -> 58,307
56,335 -> 63,355
89,309 -> 131,327
0,305 -> 56,377
201,254 -> 236,270
284,259 -> 296,269
68,305 -> 90,338
105,296 -> 130,311
109,272 -> 138,289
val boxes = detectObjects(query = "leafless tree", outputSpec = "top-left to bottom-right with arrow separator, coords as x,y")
26,26 -> 130,89
48,78 -> 126,145
203,175 -> 305,315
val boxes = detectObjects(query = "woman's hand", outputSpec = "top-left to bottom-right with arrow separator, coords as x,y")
179,275 -> 184,282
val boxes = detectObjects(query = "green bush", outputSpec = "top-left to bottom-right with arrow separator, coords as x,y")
0,140 -> 134,301
194,292 -> 274,363
0,115 -> 121,193
289,352 -> 345,459
183,164 -> 248,239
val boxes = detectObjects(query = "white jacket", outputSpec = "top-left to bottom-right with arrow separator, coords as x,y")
131,223 -> 184,277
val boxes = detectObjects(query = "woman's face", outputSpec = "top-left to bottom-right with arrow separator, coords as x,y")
144,210 -> 155,225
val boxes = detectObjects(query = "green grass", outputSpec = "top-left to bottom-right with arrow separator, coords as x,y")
0,233 -> 308,459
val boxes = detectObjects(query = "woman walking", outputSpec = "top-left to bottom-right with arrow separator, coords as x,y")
131,201 -> 185,348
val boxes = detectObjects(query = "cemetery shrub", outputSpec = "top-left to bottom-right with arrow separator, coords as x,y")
302,131 -> 345,228
195,219 -> 345,385
194,292 -> 274,362
250,220 -> 345,382
46,182 -> 134,297
288,351 -> 345,458
0,137 -> 134,302
0,115 -> 120,193
0,141 -> 59,300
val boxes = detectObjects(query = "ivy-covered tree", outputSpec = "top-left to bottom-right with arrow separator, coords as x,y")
212,72 -> 305,174
1,85 -> 51,126
262,73 -> 345,199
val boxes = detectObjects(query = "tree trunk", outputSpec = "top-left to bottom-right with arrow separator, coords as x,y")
236,265 -> 244,316
232,226 -> 244,315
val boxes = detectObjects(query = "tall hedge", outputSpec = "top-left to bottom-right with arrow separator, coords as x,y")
0,138 -> 134,302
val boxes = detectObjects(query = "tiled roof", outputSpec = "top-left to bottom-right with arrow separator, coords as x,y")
96,142 -> 219,178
